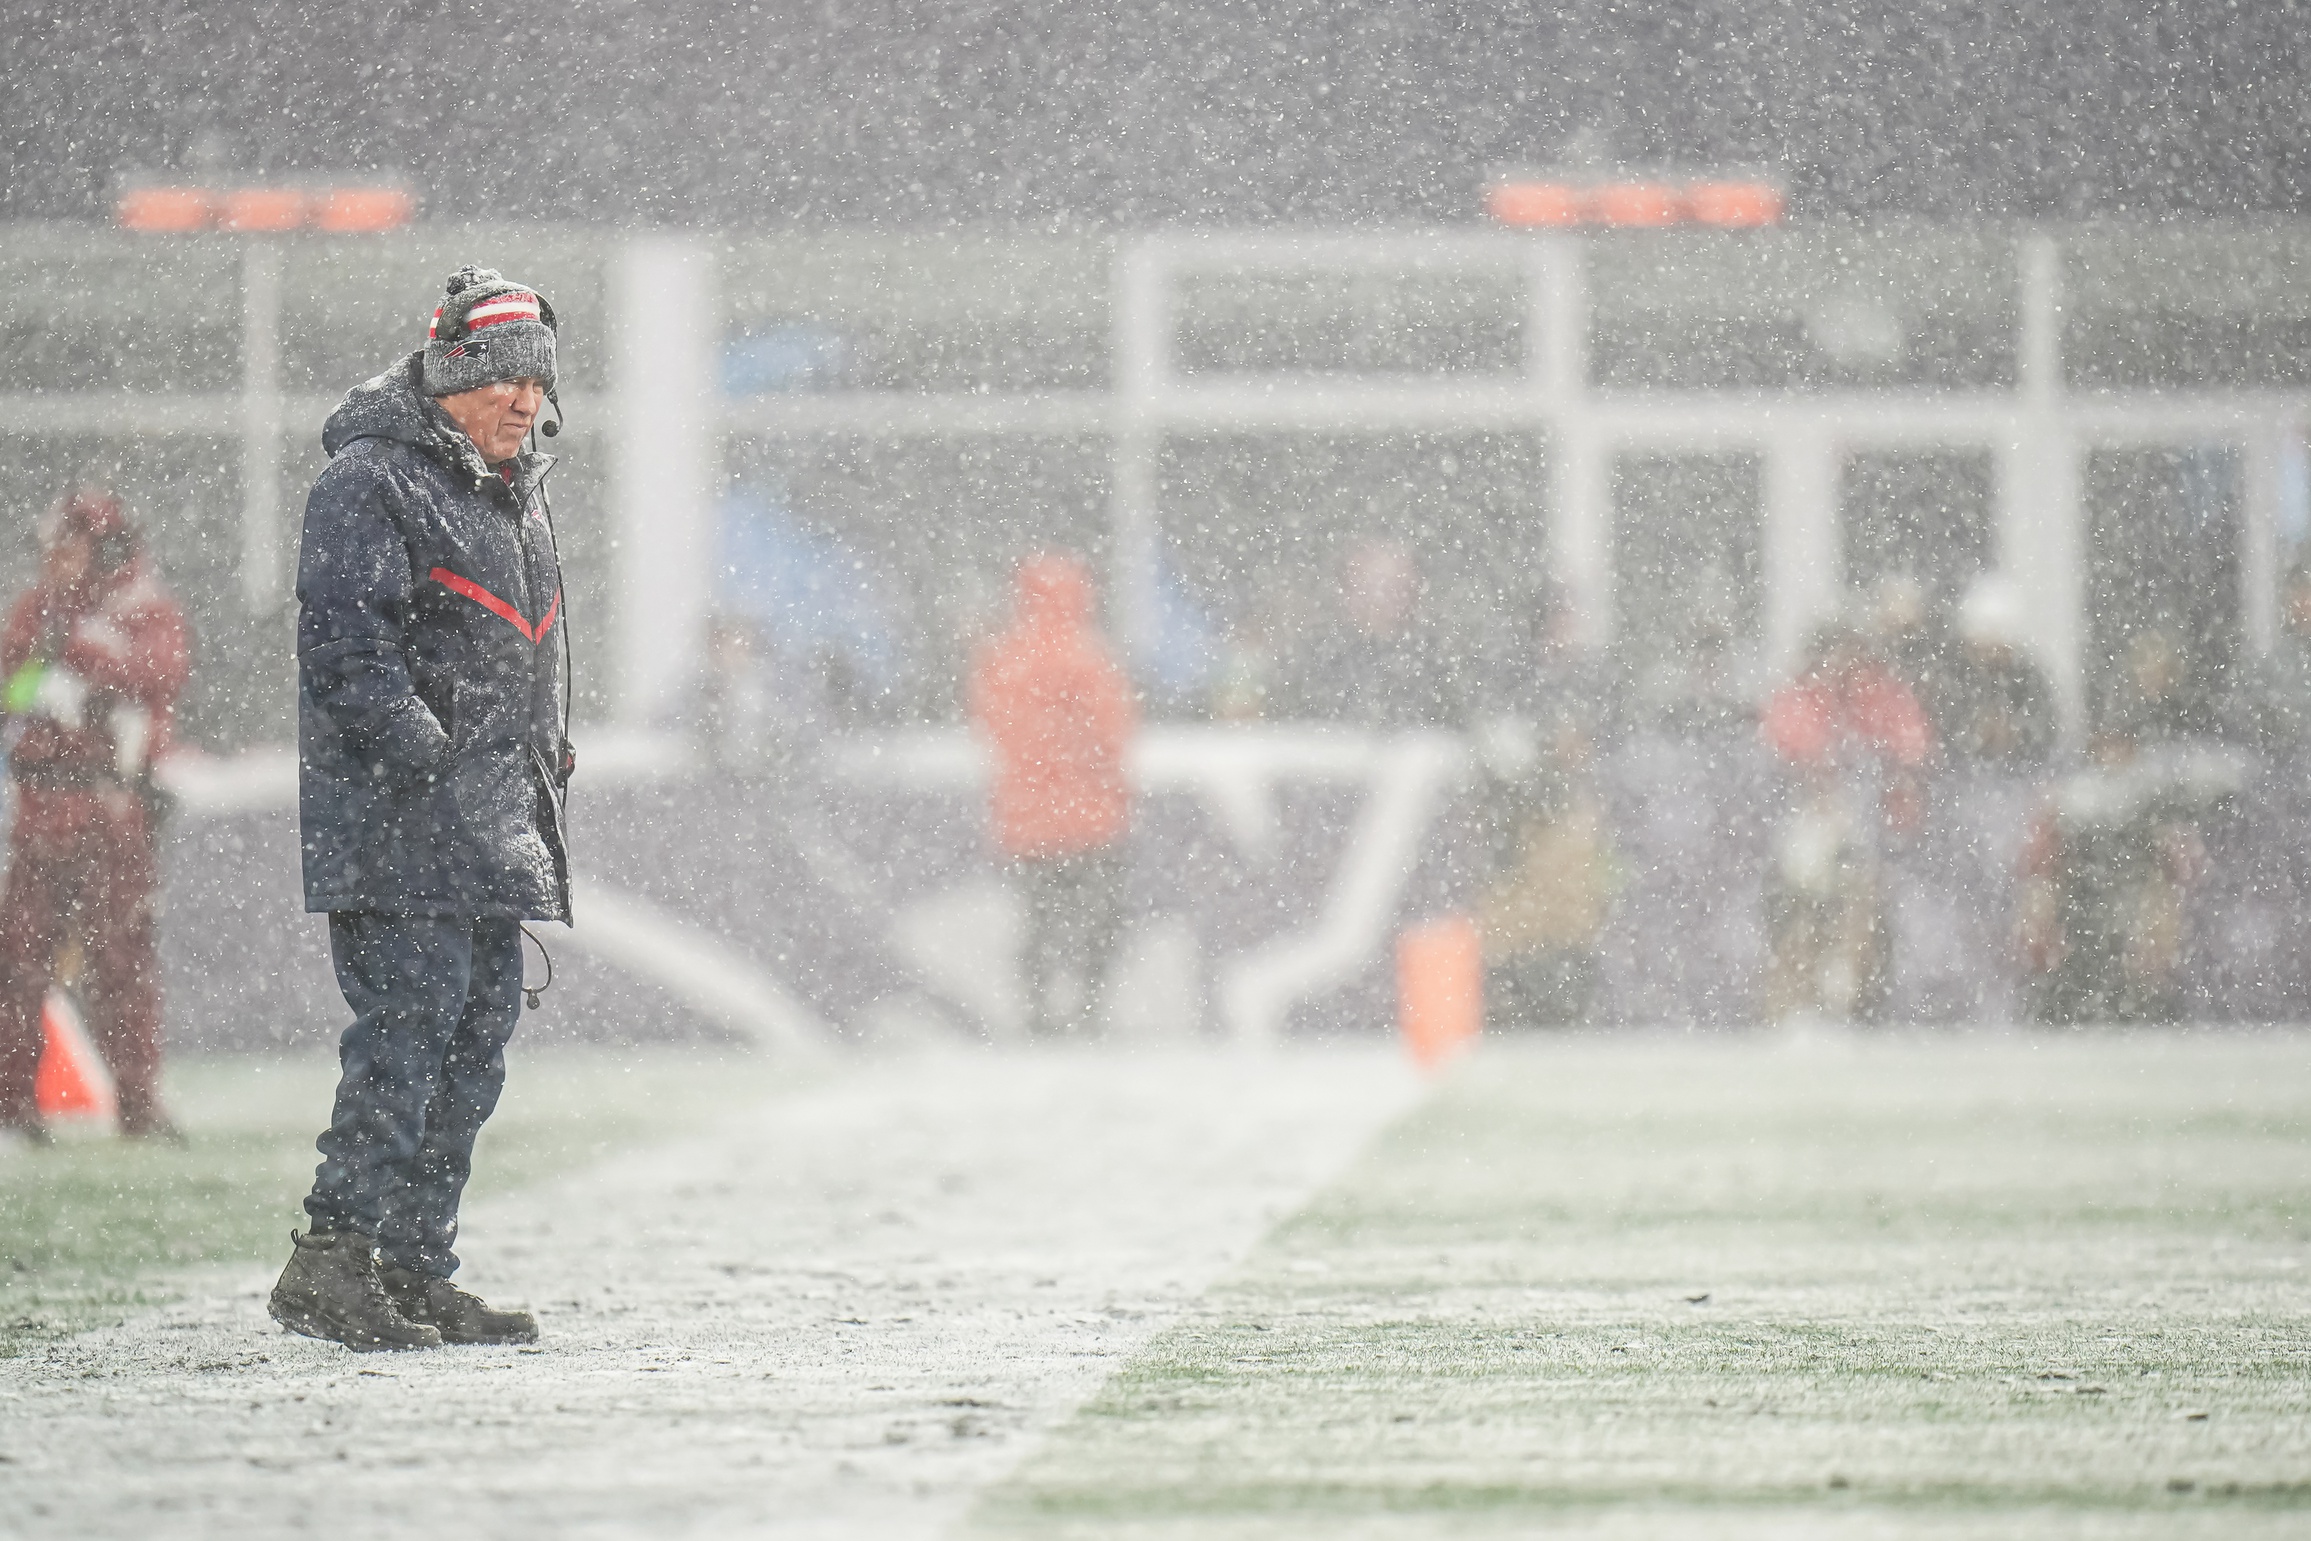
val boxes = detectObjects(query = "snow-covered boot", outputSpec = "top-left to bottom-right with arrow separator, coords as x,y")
268,1230 -> 443,1352
379,1263 -> 539,1345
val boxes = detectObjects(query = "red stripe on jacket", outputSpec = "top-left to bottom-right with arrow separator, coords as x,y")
429,568 -> 560,645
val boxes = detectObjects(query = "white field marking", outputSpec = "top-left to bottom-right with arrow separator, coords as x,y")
888,874 -> 1026,1038
153,728 -> 697,817
828,722 -> 1386,859
0,1043 -> 1424,1541
157,728 -> 1467,1049
831,726 -> 1471,1044
1217,732 -> 1467,1046
151,737 -> 833,1056
153,744 -> 295,813
562,878 -> 836,1060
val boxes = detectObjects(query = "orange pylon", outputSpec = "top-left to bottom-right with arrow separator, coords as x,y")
1396,913 -> 1484,1070
34,991 -> 117,1122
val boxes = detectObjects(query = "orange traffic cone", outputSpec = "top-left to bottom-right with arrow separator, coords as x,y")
35,990 -> 117,1123
1396,912 -> 1483,1071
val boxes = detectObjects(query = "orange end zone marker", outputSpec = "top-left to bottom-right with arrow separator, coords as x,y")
1397,912 -> 1483,1071
35,991 -> 117,1122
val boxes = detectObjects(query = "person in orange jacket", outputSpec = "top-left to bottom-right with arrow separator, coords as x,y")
969,554 -> 1138,1037
0,490 -> 191,1143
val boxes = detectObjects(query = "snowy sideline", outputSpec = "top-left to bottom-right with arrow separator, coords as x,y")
0,1042 -> 1422,1540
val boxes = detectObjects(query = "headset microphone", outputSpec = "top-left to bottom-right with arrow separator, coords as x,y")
539,386 -> 563,438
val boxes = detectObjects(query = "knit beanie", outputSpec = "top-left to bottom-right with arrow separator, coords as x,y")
421,266 -> 558,397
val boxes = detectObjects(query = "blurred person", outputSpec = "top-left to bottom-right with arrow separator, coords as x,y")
2224,563 -> 2311,750
1935,575 -> 2058,765
700,614 -> 772,767
1868,571 -> 1959,710
1210,611 -> 1277,722
2019,715 -> 2238,1024
1762,623 -> 1936,824
970,554 -> 1137,1038
1308,537 -> 1448,726
0,490 -> 189,1146
1471,715 -> 1618,1027
270,267 -> 573,1353
808,640 -> 873,730
1256,582 -> 1330,719
1623,571 -> 1756,739
1759,624 -> 1935,1023
2109,628 -> 2201,745
1469,578 -> 1604,729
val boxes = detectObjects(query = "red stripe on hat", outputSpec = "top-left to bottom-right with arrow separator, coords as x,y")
428,305 -> 442,340
466,293 -> 542,331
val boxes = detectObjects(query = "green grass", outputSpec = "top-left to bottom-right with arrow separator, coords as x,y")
980,1031 -> 2311,1539
0,1043 -> 786,1357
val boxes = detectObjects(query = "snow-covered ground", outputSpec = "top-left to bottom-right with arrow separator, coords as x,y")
0,1043 -> 1421,1540
988,1031 -> 2311,1539
12,1029 -> 2310,1540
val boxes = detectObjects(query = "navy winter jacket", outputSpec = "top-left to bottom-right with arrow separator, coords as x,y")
297,352 -> 572,921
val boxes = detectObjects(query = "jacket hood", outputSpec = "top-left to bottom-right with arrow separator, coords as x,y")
322,350 -> 552,497
1015,554 -> 1092,631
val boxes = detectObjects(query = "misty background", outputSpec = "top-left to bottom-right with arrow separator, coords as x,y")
6,1 -> 2306,227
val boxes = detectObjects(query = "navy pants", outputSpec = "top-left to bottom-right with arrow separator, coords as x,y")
303,914 -> 524,1279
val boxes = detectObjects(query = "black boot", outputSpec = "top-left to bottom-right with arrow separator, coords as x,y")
379,1262 -> 539,1345
268,1231 -> 443,1352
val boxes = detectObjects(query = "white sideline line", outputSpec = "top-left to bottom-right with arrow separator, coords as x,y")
1217,733 -> 1467,1045
561,880 -> 836,1059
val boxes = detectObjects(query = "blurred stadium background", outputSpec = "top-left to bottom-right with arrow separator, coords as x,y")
3,218 -> 2303,1053
6,2 -> 2311,1056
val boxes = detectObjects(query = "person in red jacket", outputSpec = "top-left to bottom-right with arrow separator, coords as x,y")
969,554 -> 1138,1037
1758,623 -> 1935,1023
0,490 -> 190,1142
1762,625 -> 1936,777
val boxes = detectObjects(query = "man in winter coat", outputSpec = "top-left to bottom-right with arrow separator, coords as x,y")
268,268 -> 572,1352
0,490 -> 189,1143
969,555 -> 1137,1037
